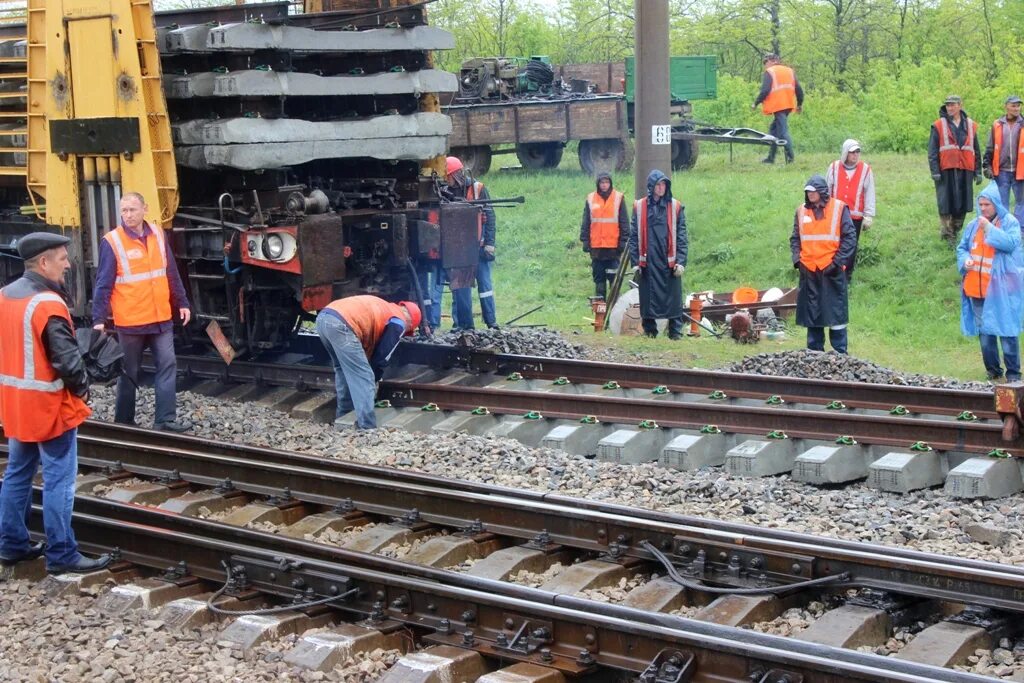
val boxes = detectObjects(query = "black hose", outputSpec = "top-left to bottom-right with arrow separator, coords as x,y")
406,257 -> 431,337
641,540 -> 850,596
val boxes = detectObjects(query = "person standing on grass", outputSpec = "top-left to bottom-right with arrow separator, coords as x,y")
983,95 -> 1024,227
791,175 -> 856,354
580,172 -> 628,300
752,53 -> 803,165
628,169 -> 687,339
957,183 -> 1023,383
929,95 -> 982,245
826,139 -> 875,283
445,156 -> 498,330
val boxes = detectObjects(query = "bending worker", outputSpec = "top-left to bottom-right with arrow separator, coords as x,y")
791,175 -> 856,353
92,192 -> 191,432
316,295 -> 421,429
580,172 -> 628,300
446,156 -> 498,330
957,183 -> 1023,383
0,232 -> 111,574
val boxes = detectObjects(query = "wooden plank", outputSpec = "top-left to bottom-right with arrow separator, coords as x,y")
460,107 -> 516,146
557,62 -> 625,93
513,101 -> 568,143
567,99 -> 623,139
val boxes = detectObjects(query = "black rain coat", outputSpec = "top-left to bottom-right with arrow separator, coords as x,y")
628,170 -> 687,319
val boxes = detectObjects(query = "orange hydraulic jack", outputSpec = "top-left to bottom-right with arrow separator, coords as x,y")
687,298 -> 703,336
590,297 -> 608,332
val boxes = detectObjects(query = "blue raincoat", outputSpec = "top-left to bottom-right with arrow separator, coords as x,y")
957,183 -> 1024,337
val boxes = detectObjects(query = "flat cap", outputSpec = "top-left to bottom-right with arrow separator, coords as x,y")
945,94 -> 962,104
17,232 -> 71,260
1006,95 -> 1022,105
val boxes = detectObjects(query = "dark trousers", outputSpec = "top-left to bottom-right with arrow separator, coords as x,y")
807,326 -> 848,354
642,317 -> 684,338
766,111 -> 794,162
116,330 -> 178,426
591,257 -> 619,298
846,218 -> 863,282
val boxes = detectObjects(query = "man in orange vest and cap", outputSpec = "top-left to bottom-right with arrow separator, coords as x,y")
929,95 -> 982,245
825,139 -> 875,282
315,295 -> 421,429
580,172 -> 628,300
790,175 -> 857,353
0,232 -> 111,574
752,53 -> 803,165
92,192 -> 191,432
982,95 -> 1024,226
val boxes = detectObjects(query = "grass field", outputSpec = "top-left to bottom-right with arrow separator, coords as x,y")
454,143 -> 991,380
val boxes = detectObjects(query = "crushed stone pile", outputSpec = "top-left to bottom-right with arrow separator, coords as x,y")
421,327 -> 586,359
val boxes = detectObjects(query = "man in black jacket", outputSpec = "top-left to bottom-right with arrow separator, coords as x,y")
580,173 -> 629,300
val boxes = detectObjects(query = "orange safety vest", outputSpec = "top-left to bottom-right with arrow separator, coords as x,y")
962,219 -> 998,299
761,64 -> 797,115
466,181 -> 486,244
935,116 -> 977,171
828,161 -> 870,219
991,121 -> 1024,180
326,295 -> 408,358
103,224 -> 173,327
635,197 -> 681,269
798,198 -> 845,271
586,190 -> 624,249
0,289 -> 90,442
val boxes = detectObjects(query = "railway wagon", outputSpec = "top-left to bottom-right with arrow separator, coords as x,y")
0,0 -> 479,357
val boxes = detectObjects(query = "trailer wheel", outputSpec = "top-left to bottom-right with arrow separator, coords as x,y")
671,139 -> 700,170
578,138 -> 634,176
451,146 -> 492,176
516,142 -> 563,170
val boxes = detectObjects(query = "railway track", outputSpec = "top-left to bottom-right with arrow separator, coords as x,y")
4,423 -> 1020,680
165,342 -> 1024,499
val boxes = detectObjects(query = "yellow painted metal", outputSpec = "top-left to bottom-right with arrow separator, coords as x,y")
26,0 -> 178,228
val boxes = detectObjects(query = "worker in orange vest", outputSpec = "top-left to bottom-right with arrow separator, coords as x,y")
580,173 -> 628,299
752,53 -> 803,165
0,232 -> 111,575
982,95 -> 1024,226
92,192 -> 192,432
790,175 -> 856,353
957,184 -> 1023,382
928,95 -> 982,245
826,139 -> 875,283
315,296 -> 421,429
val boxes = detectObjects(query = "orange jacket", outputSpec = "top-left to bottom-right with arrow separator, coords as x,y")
935,116 -> 978,171
326,295 -> 408,358
0,290 -> 90,441
103,225 -> 172,327
991,122 -> 1024,180
798,198 -> 846,271
586,190 -> 624,249
762,65 -> 797,115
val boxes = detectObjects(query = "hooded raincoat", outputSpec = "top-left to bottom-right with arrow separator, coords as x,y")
628,170 -> 687,320
957,183 -> 1024,337
790,175 -> 857,327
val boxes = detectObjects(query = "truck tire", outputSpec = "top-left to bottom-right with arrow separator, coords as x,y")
451,145 -> 492,176
516,142 -> 563,170
671,139 -> 699,170
578,138 -> 633,175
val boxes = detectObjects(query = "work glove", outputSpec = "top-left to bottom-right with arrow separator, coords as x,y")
983,167 -> 994,180
484,245 -> 495,256
632,265 -> 641,277
932,173 -> 942,182
823,261 -> 841,276
582,244 -> 591,253
861,216 -> 873,230
672,264 -> 685,278
975,173 -> 983,185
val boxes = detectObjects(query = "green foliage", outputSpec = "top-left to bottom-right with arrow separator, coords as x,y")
698,242 -> 735,265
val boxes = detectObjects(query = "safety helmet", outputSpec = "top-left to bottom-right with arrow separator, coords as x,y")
445,156 -> 464,176
399,301 -> 422,335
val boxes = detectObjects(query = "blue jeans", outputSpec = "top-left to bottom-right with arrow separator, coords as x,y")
806,326 -> 848,354
995,170 -> 1024,226
0,428 -> 82,567
417,262 -> 443,330
316,312 -> 378,428
116,329 -> 178,426
766,111 -> 793,161
969,297 -> 1021,379
452,257 -> 496,329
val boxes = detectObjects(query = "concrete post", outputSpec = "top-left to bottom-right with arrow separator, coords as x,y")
633,0 -> 672,199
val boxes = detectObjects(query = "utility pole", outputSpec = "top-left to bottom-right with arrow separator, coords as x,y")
633,0 -> 671,199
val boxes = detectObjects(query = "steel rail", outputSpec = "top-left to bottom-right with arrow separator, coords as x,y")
21,423 -> 1024,613
41,495 -> 997,683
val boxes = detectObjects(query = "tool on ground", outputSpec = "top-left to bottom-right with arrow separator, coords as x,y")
504,305 -> 543,326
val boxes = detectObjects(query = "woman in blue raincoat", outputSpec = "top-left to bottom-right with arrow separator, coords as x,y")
957,182 -> 1024,381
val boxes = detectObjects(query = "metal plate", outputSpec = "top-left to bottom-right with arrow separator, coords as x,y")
49,117 -> 141,155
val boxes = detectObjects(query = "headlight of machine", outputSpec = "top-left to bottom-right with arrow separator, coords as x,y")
262,233 -> 285,261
